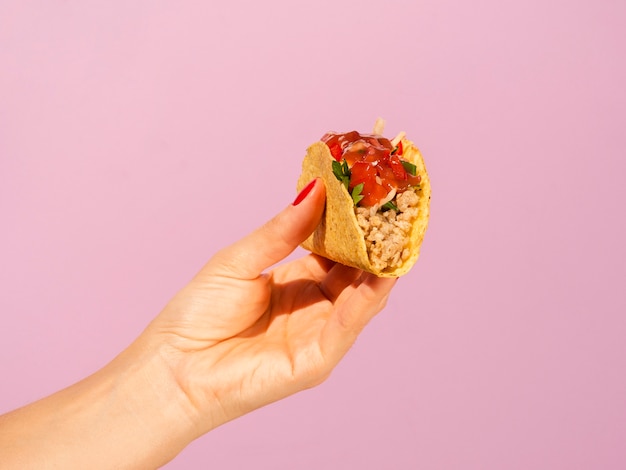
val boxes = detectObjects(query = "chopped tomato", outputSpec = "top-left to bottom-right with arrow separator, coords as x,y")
349,161 -> 388,207
395,140 -> 403,156
328,143 -> 343,161
389,154 -> 408,181
322,130 -> 419,207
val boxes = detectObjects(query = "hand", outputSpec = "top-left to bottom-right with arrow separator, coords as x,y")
145,178 -> 397,434
0,178 -> 397,469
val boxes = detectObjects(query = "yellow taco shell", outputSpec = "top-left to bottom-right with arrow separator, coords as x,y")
296,136 -> 431,277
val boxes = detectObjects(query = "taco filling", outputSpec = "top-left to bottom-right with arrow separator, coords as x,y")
297,121 -> 430,277
321,130 -> 422,272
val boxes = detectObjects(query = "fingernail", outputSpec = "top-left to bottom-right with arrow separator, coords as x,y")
293,179 -> 317,206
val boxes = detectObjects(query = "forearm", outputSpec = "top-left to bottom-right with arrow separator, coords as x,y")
0,339 -> 199,469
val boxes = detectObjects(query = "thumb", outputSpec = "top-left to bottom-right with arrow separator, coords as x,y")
205,178 -> 326,279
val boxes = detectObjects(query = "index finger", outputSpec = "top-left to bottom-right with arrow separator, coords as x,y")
203,179 -> 326,280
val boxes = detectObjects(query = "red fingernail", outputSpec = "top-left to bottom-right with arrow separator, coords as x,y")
293,179 -> 317,206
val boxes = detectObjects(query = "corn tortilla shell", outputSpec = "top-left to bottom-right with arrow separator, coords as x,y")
297,137 -> 431,277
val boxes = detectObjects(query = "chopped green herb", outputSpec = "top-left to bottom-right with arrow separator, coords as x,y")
382,200 -> 399,212
332,160 -> 350,190
401,160 -> 417,176
332,160 -> 343,179
351,183 -> 364,206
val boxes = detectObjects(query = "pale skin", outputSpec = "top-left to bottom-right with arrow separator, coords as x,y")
0,179 -> 397,469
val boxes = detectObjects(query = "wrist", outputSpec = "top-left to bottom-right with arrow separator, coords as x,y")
0,336 -> 201,469
100,336 -> 202,466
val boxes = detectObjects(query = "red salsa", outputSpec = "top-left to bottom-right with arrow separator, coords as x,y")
322,131 -> 421,207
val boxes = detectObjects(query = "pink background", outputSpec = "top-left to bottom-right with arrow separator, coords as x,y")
1,1 -> 625,469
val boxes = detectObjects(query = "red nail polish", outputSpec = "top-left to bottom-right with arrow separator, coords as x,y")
293,179 -> 317,206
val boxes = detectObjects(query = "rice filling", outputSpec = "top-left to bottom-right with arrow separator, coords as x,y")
355,189 -> 420,273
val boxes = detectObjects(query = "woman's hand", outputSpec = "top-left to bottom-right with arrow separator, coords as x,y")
145,178 -> 397,434
0,179 -> 397,469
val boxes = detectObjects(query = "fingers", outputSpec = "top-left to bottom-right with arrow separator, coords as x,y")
204,179 -> 326,279
318,263 -> 364,303
320,274 -> 397,362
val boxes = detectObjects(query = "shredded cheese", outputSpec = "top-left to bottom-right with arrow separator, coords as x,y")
391,131 -> 406,146
373,118 -> 406,147
373,117 -> 386,135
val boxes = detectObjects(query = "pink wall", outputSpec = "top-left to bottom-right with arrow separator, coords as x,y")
1,1 -> 625,468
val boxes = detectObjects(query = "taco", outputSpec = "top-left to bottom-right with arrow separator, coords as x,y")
296,119 -> 431,277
